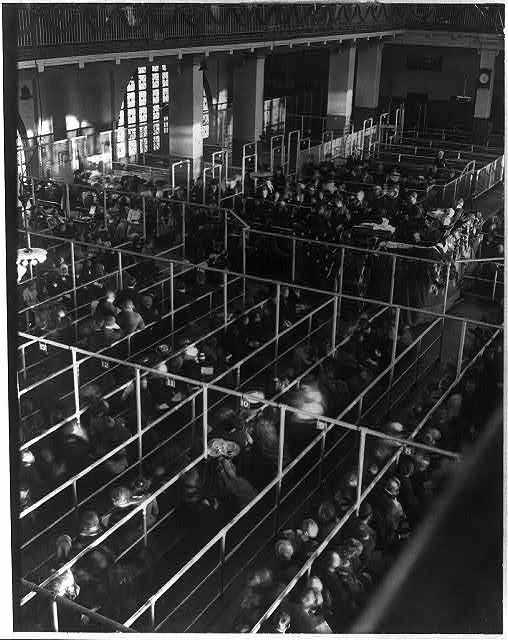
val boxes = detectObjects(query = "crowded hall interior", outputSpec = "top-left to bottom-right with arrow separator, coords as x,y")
8,2 -> 504,634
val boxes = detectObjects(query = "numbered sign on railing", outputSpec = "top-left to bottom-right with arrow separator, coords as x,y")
165,377 -> 176,388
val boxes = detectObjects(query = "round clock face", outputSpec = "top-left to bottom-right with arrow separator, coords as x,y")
479,72 -> 490,85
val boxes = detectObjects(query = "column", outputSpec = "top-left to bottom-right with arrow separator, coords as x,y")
326,45 -> 356,132
232,54 -> 265,162
473,49 -> 498,145
353,42 -> 383,127
169,57 -> 203,179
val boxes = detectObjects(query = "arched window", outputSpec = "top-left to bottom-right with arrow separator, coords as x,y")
117,64 -> 210,159
116,64 -> 170,160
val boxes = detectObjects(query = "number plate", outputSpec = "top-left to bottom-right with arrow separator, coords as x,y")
39,342 -> 47,352
317,420 -> 327,431
240,397 -> 250,409
165,377 -> 176,388
101,360 -> 110,369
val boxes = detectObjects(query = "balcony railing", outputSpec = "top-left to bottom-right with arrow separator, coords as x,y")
16,4 -> 503,60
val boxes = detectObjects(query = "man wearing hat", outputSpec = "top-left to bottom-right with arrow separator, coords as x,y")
372,475 -> 408,552
118,298 -> 146,335
398,455 -> 423,527
314,549 -> 355,631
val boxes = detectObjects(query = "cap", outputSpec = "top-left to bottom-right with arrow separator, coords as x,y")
273,609 -> 291,633
21,449 -> 35,466
343,470 -> 358,489
355,522 -> 372,543
399,456 -> 415,477
385,421 -> 405,436
343,537 -> 364,559
307,575 -> 323,593
323,549 -> 341,570
240,588 -> 263,610
297,587 -> 317,610
247,567 -> 274,589
384,476 -> 401,496
110,485 -> 132,508
79,510 -> 101,537
447,393 -> 463,418
62,419 -> 89,444
275,538 -> 295,562
48,569 -> 79,599
359,501 -> 373,519
301,518 -> 319,539
317,501 -> 336,524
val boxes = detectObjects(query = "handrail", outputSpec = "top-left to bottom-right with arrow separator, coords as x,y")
20,453 -> 206,607
21,579 -> 135,632
248,325 -> 500,632
18,231 -> 504,332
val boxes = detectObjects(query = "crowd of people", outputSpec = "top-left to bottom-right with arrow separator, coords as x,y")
16,140 -> 503,632
229,331 -> 503,633
19,317 -> 502,632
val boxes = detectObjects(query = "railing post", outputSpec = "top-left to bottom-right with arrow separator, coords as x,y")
273,406 -> 286,535
103,189 -> 108,230
442,262 -> 452,314
50,598 -> 59,632
387,306 -> 401,412
142,196 -> 147,240
331,277 -> 339,351
456,320 -> 467,381
275,283 -> 281,360
181,202 -> 186,258
223,210 -> 228,253
169,262 -> 174,335
142,505 -> 148,547
355,429 -> 366,514
414,336 -> 421,387
291,235 -> 296,282
150,600 -> 155,632
223,271 -> 228,330
118,251 -> 123,289
65,183 -> 71,219
492,266 -> 499,301
71,347 -> 80,419
219,535 -> 226,599
203,386 -> 209,458
20,345 -> 27,381
337,247 -> 345,326
186,160 -> 190,204
135,368 -> 143,477
242,228 -> 247,304
317,420 -> 327,487
389,255 -> 397,304
70,240 -> 77,313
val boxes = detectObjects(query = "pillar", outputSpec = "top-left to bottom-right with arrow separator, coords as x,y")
473,49 -> 498,145
232,54 -> 265,162
326,45 -> 356,132
169,57 -> 203,179
353,42 -> 383,127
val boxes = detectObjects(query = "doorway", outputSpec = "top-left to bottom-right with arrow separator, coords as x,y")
405,92 -> 428,134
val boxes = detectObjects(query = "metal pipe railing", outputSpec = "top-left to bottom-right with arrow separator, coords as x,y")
21,579 -> 135,633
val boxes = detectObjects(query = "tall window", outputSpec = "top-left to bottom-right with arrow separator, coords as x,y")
202,92 -> 209,140
117,64 -> 170,159
116,65 -> 210,159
